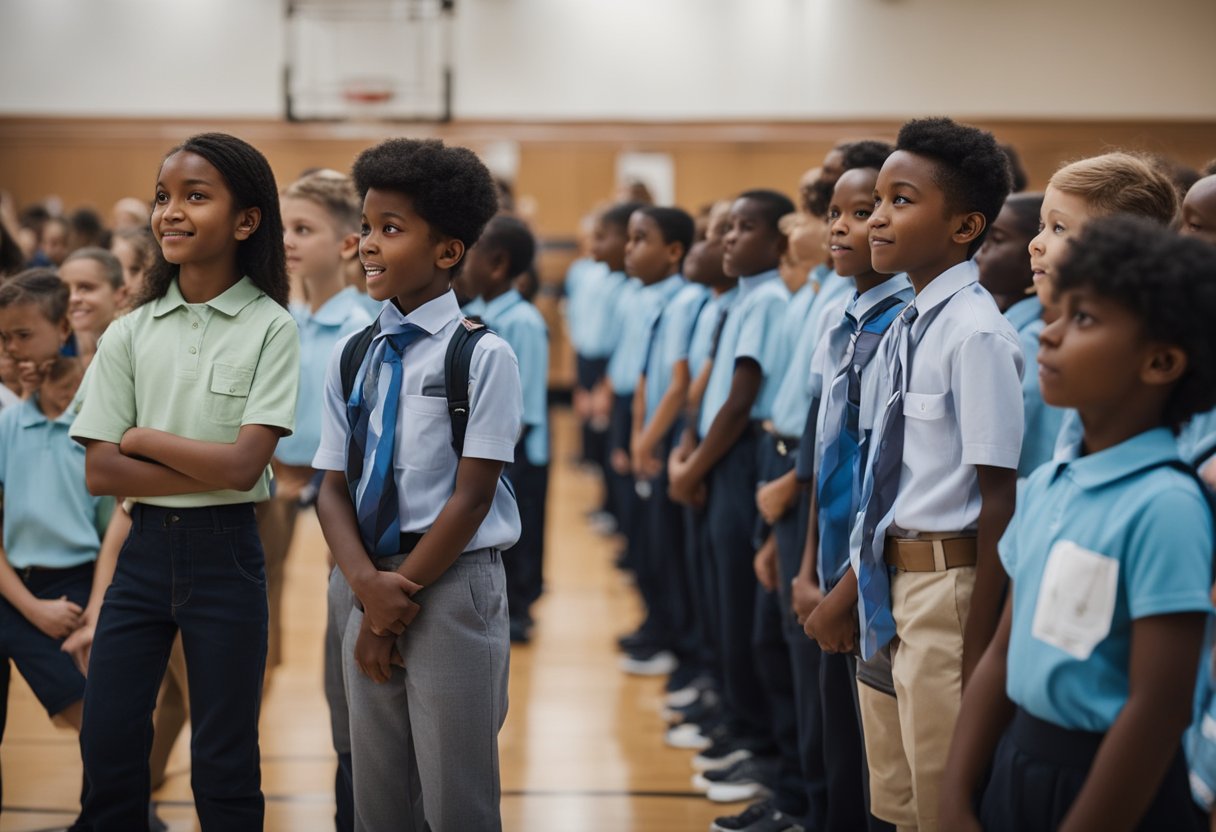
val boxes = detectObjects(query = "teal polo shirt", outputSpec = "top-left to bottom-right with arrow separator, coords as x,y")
1001,427 -> 1214,731
0,397 -> 114,569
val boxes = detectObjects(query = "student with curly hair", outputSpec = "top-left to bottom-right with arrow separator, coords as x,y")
313,138 -> 519,831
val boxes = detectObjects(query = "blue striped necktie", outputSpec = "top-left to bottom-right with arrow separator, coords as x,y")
856,302 -> 917,660
345,324 -> 425,557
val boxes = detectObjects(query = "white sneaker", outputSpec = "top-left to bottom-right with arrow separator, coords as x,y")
664,684 -> 702,710
692,746 -> 753,772
707,780 -> 772,804
665,723 -> 712,750
619,649 -> 677,676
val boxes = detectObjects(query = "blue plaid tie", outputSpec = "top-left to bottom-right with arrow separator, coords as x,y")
345,324 -> 425,557
855,302 -> 917,660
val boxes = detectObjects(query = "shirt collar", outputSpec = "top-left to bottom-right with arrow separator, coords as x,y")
848,273 -> 914,322
310,286 -> 363,327
378,288 -> 461,336
910,259 -> 979,332
18,395 -> 73,428
737,268 -> 781,297
1052,427 -> 1182,490
151,276 -> 264,318
1003,295 -> 1043,332
481,288 -> 524,320
643,273 -> 686,299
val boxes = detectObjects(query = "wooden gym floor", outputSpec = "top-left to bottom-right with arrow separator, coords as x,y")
0,408 -> 727,831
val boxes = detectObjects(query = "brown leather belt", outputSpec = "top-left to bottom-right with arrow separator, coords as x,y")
884,535 -> 977,572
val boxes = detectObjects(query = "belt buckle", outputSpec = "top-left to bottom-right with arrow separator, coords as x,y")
19,565 -> 33,582
164,513 -> 181,528
776,439 -> 788,457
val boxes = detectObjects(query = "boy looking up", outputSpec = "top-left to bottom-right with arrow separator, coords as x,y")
850,118 -> 1021,832
314,138 -> 518,831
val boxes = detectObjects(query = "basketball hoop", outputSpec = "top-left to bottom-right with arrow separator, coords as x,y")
341,77 -> 397,106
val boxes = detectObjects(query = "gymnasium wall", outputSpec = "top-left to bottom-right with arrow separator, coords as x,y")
1,0 -> 1213,120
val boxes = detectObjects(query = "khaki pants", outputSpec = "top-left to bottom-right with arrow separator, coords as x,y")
858,566 -> 975,832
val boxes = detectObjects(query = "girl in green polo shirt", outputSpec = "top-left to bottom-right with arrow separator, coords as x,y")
69,132 -> 300,831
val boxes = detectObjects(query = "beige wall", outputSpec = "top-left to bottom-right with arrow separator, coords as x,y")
1,0 -> 1213,120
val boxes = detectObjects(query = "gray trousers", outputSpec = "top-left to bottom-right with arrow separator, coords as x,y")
334,549 -> 511,832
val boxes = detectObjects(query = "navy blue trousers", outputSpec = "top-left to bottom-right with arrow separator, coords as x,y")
72,503 -> 267,832
503,437 -> 549,622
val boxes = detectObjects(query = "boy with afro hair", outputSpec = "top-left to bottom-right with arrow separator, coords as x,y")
314,138 -> 521,831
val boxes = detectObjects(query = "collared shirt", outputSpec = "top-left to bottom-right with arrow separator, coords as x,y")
313,290 -> 522,553
699,269 -> 790,437
1004,296 -> 1065,477
859,259 -> 1024,535
811,277 -> 915,586
0,397 -> 114,569
643,279 -> 709,422
70,276 -> 300,507
608,274 -> 684,395
1180,405 -> 1216,466
770,269 -> 857,438
0,384 -> 19,410
277,287 -> 373,466
1002,428 -> 1213,731
688,286 -> 739,381
354,290 -> 383,319
481,288 -> 549,466
565,262 -> 626,359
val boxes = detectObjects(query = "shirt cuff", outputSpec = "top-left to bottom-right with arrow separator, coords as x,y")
68,424 -> 125,445
462,435 -> 517,462
1130,592 -> 1214,620
962,442 -> 1021,469
311,448 -> 346,471
242,412 -> 295,436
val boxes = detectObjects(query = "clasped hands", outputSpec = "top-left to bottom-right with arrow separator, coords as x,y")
352,569 -> 423,683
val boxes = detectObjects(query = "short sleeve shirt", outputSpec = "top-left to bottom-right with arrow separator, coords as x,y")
862,260 -> 1025,534
482,289 -> 550,466
313,290 -> 522,553
699,270 -> 790,436
277,287 -> 372,466
644,280 -> 709,422
1004,296 -> 1065,477
607,275 -> 683,395
1001,428 -> 1214,731
70,277 -> 300,507
0,397 -> 114,568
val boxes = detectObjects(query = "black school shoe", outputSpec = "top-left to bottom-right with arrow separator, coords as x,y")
710,799 -> 805,832
509,616 -> 532,644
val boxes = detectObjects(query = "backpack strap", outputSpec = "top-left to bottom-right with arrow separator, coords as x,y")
445,317 -> 492,457
339,320 -> 381,403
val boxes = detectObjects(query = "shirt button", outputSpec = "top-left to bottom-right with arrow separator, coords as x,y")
920,402 -> 926,411
192,321 -> 199,329
229,386 -> 236,393
189,346 -> 197,354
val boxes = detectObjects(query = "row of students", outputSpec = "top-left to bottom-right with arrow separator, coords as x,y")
579,122 -> 1216,832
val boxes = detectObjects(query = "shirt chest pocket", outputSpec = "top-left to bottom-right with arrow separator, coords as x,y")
204,363 -> 254,426
1031,540 -> 1120,660
397,394 -> 452,473
904,391 -> 948,421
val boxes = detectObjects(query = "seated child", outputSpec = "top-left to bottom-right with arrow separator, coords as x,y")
975,192 -> 1064,475
941,215 -> 1216,832
462,214 -> 550,643
314,138 -> 518,831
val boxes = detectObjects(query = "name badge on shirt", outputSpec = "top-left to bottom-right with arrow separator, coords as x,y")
1031,540 -> 1119,660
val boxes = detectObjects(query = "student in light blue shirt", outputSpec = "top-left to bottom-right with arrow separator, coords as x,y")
976,192 -> 1064,477
463,214 -> 551,644
943,216 -> 1216,832
0,355 -> 111,739
314,139 -> 519,831
669,189 -> 794,758
610,206 -> 696,676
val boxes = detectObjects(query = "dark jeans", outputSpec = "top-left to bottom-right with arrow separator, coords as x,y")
72,503 -> 267,832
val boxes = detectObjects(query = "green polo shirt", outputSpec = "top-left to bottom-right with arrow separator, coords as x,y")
70,276 -> 299,507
